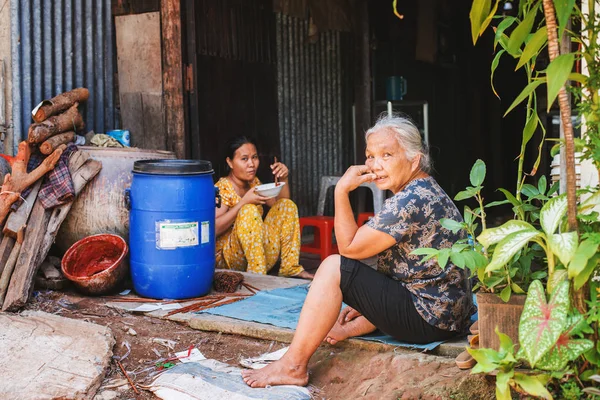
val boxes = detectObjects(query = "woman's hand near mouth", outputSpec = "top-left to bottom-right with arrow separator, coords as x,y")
336,165 -> 377,194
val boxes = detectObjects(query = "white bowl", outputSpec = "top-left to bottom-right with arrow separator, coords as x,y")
254,182 -> 286,198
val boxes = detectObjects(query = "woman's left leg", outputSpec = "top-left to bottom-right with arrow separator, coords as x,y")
242,255 -> 341,387
263,198 -> 308,277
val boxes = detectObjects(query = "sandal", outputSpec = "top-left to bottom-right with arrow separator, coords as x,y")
455,332 -> 479,370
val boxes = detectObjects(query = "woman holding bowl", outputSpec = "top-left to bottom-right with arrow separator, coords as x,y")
214,136 -> 313,279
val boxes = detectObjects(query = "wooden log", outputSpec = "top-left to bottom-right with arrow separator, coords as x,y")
27,104 -> 84,144
9,141 -> 65,194
0,228 -> 24,307
2,180 -> 42,238
32,88 -> 89,123
1,200 -> 50,311
39,131 -> 75,155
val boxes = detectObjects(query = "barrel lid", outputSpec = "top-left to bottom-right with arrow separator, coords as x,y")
133,159 -> 213,175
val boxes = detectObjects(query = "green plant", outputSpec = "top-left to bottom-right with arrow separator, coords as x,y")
468,280 -> 594,400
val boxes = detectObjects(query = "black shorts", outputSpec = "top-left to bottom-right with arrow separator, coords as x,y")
339,256 -> 458,344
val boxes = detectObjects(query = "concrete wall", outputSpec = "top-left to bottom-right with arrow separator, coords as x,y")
0,2 -> 13,155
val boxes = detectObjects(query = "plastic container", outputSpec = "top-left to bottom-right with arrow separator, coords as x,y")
128,159 -> 219,299
107,129 -> 131,147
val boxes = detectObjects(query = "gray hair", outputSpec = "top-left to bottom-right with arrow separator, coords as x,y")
365,113 -> 432,173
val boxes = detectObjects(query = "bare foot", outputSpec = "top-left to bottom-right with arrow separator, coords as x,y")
324,316 -> 377,345
291,270 -> 314,280
241,359 -> 309,388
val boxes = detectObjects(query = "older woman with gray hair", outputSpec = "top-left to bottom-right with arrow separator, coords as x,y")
242,115 -> 474,388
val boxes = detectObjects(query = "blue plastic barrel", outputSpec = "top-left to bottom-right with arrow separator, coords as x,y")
128,160 -> 218,299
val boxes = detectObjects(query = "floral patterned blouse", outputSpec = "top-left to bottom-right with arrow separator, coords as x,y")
214,177 -> 263,256
366,176 -> 473,332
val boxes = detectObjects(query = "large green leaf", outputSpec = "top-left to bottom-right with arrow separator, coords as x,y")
507,5 -> 539,56
547,232 -> 578,267
519,280 -> 569,368
516,26 -> 547,70
546,53 -> 575,111
540,194 -> 567,236
470,159 -> 486,186
454,187 -> 479,201
477,220 -> 536,248
554,0 -> 576,38
485,229 -> 541,273
495,17 -> 517,49
440,218 -> 464,233
504,79 -> 545,116
568,239 -> 599,279
512,373 -> 553,399
574,254 -> 600,290
495,370 -> 513,400
470,0 -> 492,44
468,347 -> 504,374
478,0 -> 499,37
497,188 -> 521,207
536,334 -> 594,371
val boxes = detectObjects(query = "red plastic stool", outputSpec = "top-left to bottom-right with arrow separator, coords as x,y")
357,212 -> 374,226
299,216 -> 338,261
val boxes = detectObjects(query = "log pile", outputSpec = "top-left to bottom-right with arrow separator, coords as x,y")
0,88 -> 101,311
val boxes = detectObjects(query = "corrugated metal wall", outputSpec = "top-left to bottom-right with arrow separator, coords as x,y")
10,0 -> 115,155
276,13 -> 353,217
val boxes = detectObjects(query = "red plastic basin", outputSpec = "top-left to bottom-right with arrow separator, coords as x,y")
61,234 -> 128,295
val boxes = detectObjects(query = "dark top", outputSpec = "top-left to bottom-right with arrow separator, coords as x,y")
367,176 -> 473,332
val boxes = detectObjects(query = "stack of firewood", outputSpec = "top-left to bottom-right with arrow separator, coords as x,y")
0,88 -> 102,311
28,88 -> 89,153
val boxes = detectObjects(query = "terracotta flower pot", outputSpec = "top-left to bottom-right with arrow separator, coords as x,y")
476,292 -> 526,351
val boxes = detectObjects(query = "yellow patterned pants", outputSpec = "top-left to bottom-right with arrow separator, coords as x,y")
219,199 -> 304,276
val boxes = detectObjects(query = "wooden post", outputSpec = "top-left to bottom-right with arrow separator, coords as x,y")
161,0 -> 186,159
352,0 -> 371,164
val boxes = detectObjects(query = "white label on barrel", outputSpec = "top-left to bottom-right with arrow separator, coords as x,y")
201,221 -> 209,244
157,222 -> 199,249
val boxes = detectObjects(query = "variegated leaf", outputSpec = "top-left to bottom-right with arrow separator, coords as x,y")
547,269 -> 568,295
519,280 -> 569,368
578,189 -> 600,214
477,220 -> 536,248
535,335 -> 594,371
547,232 -> 578,267
540,194 -> 567,235
485,229 -> 541,273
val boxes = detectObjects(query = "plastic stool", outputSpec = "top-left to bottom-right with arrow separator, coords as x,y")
299,216 -> 338,261
357,212 -> 374,226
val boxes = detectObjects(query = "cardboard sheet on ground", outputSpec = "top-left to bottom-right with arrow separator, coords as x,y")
200,285 -> 445,351
148,360 -> 311,400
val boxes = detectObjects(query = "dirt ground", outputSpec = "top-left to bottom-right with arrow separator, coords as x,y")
23,288 -> 495,400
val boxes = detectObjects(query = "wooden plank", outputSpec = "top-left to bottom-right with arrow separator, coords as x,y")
141,93 -> 165,150
162,0 -> 186,158
2,200 -> 51,311
120,92 -> 144,148
2,153 -> 102,311
0,235 -> 15,278
115,12 -> 162,94
3,180 -> 42,238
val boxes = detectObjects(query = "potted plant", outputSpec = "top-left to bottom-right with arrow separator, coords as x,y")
455,0 -> 600,397
409,0 -> 600,396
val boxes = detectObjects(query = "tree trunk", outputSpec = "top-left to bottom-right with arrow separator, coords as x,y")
542,0 -> 586,313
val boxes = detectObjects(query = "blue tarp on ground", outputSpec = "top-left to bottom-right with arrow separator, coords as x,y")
200,284 -> 449,351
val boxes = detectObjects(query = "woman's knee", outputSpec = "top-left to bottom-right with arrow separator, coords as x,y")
315,254 -> 342,280
238,204 -> 262,220
273,198 -> 298,213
